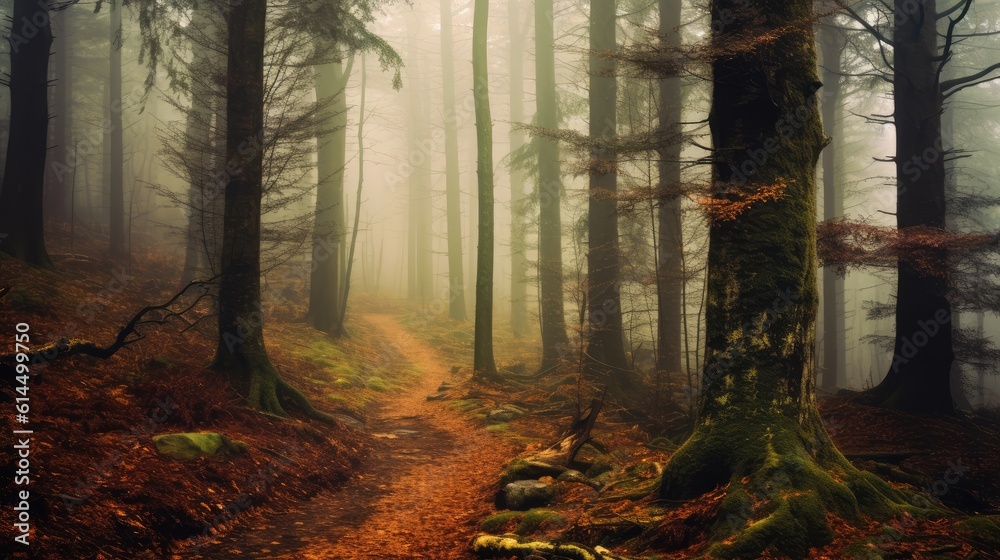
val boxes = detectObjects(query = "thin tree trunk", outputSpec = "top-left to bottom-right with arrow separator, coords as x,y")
508,0 -> 528,335
472,0 -> 497,378
181,8 -> 215,284
310,60 -> 350,335
0,0 -> 54,267
109,0 -> 125,257
46,9 -> 70,222
536,0 -> 569,370
337,55 -> 367,336
441,0 -> 467,321
584,0 -> 630,386
655,0 -> 683,380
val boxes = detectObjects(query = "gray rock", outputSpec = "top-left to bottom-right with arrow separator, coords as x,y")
502,480 -> 555,510
152,433 -> 247,460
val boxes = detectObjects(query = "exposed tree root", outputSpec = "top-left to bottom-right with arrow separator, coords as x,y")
658,414 -> 941,558
471,535 -> 633,560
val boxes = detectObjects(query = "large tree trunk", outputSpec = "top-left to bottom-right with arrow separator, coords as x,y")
655,0 -> 684,382
0,0 -> 54,267
508,0 -> 528,336
472,0 -> 497,378
536,0 -> 570,370
659,0 -> 911,555
584,0 -> 630,386
310,61 -> 348,335
109,0 -> 125,257
441,0 -> 467,322
869,0 -> 955,414
213,0 -> 323,418
818,22 -> 845,393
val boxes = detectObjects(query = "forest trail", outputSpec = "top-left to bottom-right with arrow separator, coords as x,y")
183,313 -> 515,559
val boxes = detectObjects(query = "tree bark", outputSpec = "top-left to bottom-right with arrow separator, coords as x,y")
659,0 -> 912,555
472,0 -> 497,378
181,8 -> 217,284
310,61 -> 348,335
214,0 -> 324,419
45,9 -> 71,222
0,0 -> 54,267
109,0 -> 126,257
508,0 -> 528,336
869,0 -> 955,414
584,0 -> 630,387
819,22 -> 845,393
655,0 -> 684,382
536,0 -> 570,370
442,0 -> 467,321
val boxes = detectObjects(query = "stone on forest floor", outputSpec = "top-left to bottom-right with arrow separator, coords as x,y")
487,406 -> 525,424
557,469 -> 600,488
503,480 -> 556,510
332,413 -> 365,429
152,433 -> 248,460
427,392 -> 449,401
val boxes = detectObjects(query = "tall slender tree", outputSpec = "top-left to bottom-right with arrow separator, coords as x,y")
441,0 -> 467,321
109,0 -> 125,257
659,0 -> 911,555
472,0 -> 496,378
508,0 -> 528,335
0,0 -> 54,267
655,0 -> 684,381
310,58 -> 351,335
584,0 -> 630,385
536,0 -> 570,370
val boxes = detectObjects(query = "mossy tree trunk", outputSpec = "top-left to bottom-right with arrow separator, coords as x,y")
0,0 -> 54,268
536,0 -> 570,370
213,0 -> 325,419
658,0 -> 912,556
584,0 -> 631,387
472,0 -> 497,379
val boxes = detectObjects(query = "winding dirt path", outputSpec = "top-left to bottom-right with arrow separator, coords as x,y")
185,314 -> 514,559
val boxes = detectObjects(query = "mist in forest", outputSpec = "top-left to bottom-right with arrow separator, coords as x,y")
3,0 -> 1000,557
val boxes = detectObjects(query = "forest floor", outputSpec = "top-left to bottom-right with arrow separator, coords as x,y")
180,314 -> 516,559
4,228 -> 1000,559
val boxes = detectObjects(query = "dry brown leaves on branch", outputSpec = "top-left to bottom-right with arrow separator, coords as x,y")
697,181 -> 789,222
817,219 -> 996,276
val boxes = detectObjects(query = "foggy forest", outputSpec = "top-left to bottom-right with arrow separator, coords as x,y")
3,0 -> 1000,557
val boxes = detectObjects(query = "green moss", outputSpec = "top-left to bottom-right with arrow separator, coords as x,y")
480,509 -> 565,535
367,376 -> 388,391
486,423 -> 510,433
955,516 -> 1000,550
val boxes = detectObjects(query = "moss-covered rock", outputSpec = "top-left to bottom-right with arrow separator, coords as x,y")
480,508 -> 566,535
503,480 -> 556,511
152,433 -> 248,460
